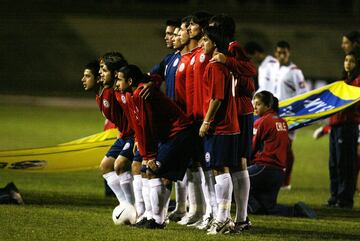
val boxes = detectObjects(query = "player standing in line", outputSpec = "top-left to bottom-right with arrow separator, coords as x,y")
115,64 -> 194,229
209,14 -> 256,233
150,19 -> 180,82
166,17 -> 192,222
244,41 -> 279,92
87,53 -> 136,208
272,41 -> 307,190
177,11 -> 214,226
199,26 -> 240,235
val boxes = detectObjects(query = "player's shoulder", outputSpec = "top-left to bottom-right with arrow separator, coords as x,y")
288,63 -> 302,72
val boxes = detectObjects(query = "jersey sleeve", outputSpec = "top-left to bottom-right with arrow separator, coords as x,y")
293,69 -> 307,96
134,89 -> 158,160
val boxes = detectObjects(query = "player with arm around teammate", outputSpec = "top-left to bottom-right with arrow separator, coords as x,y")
115,64 -> 195,229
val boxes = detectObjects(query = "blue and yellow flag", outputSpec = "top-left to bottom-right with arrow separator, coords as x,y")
279,81 -> 360,130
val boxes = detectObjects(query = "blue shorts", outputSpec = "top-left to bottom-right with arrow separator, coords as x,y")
153,127 -> 195,181
203,134 -> 240,169
133,150 -> 142,163
238,113 -> 254,160
106,137 -> 134,160
187,122 -> 205,168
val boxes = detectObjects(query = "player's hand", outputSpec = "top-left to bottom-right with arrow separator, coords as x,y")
210,52 -> 226,64
313,126 -> 325,139
199,122 -> 210,138
140,81 -> 155,100
133,142 -> 138,155
147,159 -> 159,171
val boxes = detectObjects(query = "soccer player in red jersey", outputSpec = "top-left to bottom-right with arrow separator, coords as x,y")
115,64 -> 194,229
209,14 -> 256,233
177,12 -> 214,226
200,26 -> 240,235
93,53 -> 137,209
249,91 -> 316,218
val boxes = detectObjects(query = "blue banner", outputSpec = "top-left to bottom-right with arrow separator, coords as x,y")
279,81 -> 360,130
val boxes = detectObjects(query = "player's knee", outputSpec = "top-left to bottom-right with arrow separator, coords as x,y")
132,161 -> 141,175
100,157 -> 114,174
114,157 -> 130,174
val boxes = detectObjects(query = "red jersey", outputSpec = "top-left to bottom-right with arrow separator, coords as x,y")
252,110 -> 289,169
96,87 -> 133,139
191,47 -> 211,121
329,75 -> 360,126
185,47 -> 200,118
226,41 -> 257,115
124,84 -> 192,160
175,52 -> 191,112
203,62 -> 240,135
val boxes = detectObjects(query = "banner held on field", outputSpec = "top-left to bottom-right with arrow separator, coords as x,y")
279,80 -> 360,130
0,129 -> 118,172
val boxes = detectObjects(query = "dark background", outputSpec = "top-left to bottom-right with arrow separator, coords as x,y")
1,0 -> 359,96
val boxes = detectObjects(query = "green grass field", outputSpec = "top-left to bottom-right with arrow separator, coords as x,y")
0,103 -> 359,241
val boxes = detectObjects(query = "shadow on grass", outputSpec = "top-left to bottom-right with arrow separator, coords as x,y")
249,226 -> 360,240
22,191 -> 116,208
314,205 -> 360,219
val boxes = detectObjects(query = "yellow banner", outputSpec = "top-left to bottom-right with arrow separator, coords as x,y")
0,129 -> 118,172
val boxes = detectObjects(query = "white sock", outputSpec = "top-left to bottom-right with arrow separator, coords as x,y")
103,171 -> 125,203
175,173 -> 187,213
232,170 -> 250,223
133,175 -> 145,217
214,173 -> 233,222
149,178 -> 166,224
187,169 -> 205,215
202,169 -> 217,217
163,186 -> 172,220
142,178 -> 152,220
118,171 -> 135,205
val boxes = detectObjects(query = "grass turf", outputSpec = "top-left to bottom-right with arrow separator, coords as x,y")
0,104 -> 359,241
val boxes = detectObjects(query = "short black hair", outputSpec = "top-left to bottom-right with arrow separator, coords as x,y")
276,41 -> 290,50
209,14 -> 236,40
344,30 -> 360,45
166,19 -> 181,28
118,64 -> 148,87
181,16 -> 192,28
101,52 -> 128,81
85,60 -> 100,77
190,10 -> 213,29
244,41 -> 264,55
203,26 -> 229,55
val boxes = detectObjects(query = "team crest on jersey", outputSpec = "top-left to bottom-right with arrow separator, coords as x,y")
190,56 -> 195,65
123,142 -> 131,150
179,63 -> 185,72
121,95 -> 126,104
103,99 -> 110,108
205,152 -> 211,163
199,54 -> 206,63
173,58 -> 179,67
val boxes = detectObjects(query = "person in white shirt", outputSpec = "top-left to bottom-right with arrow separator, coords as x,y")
244,41 -> 279,92
273,41 -> 307,190
273,41 -> 307,101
